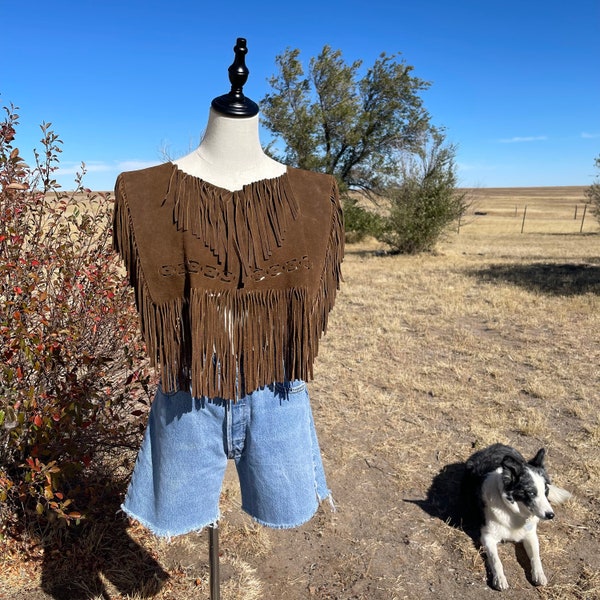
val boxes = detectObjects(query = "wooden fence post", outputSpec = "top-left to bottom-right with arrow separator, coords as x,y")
580,204 -> 587,233
521,205 -> 527,234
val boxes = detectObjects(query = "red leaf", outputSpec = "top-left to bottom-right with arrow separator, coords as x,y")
33,415 -> 43,427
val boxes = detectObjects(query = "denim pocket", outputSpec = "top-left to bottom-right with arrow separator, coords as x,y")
274,380 -> 307,396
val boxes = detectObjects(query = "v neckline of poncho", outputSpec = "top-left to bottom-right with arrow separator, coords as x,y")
168,162 -> 290,196
164,162 -> 300,278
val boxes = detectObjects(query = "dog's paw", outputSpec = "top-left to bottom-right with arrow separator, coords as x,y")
531,568 -> 547,586
492,574 -> 509,591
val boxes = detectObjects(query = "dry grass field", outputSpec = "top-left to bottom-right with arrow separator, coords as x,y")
2,186 -> 599,599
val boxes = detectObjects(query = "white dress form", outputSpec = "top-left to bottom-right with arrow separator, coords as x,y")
173,107 -> 286,192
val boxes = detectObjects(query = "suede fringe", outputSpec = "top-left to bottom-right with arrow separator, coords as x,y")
114,173 -> 343,400
166,168 -> 300,278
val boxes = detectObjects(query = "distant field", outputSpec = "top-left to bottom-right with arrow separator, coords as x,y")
461,186 -> 596,235
464,186 -> 587,203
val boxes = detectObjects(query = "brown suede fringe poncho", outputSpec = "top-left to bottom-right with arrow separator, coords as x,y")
113,162 -> 344,400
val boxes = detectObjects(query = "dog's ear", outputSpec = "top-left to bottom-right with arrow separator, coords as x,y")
502,457 -> 523,503
529,448 -> 546,468
501,455 -> 522,483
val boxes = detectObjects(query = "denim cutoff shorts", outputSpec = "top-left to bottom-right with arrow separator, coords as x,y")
121,380 -> 331,537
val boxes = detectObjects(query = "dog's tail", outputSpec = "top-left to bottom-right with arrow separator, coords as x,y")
548,484 -> 572,505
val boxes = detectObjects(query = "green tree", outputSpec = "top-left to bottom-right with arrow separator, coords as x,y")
261,46 -> 467,251
585,154 -> 600,222
261,45 -> 431,195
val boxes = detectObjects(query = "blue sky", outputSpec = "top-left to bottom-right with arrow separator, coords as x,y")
3,0 -> 599,190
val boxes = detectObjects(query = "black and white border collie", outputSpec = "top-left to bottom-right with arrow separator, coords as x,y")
464,443 -> 571,591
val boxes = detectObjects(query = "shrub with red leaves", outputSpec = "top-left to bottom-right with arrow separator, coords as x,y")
0,102 -> 152,535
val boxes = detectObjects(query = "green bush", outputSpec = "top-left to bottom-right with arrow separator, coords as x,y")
375,179 -> 466,254
585,154 -> 600,223
0,103 -> 150,535
375,134 -> 468,254
341,196 -> 382,243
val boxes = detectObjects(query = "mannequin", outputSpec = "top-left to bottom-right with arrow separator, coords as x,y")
114,39 -> 343,540
173,107 -> 286,191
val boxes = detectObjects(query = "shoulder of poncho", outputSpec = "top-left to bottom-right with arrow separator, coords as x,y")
115,162 -> 173,193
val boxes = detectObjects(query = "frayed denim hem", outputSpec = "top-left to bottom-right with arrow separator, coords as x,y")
322,493 -> 336,513
245,506 -> 317,530
242,492 -> 336,530
120,503 -> 220,540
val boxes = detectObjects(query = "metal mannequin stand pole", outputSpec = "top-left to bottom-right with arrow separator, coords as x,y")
209,522 -> 220,600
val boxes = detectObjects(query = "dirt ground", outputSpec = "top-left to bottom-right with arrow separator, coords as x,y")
1,187 -> 599,599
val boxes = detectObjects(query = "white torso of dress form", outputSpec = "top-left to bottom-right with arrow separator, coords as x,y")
173,107 -> 286,192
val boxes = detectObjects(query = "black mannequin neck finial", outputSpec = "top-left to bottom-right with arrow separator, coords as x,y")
211,38 -> 259,117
